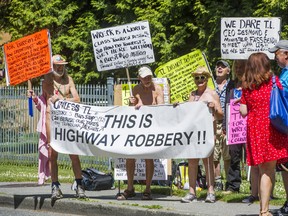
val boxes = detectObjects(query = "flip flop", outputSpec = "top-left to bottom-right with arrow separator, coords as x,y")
117,189 -> 136,200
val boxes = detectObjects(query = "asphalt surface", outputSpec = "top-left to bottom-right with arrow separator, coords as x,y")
0,182 -> 283,216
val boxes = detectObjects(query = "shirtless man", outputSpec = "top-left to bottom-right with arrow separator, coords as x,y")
181,66 -> 223,203
117,65 -> 164,200
29,54 -> 86,200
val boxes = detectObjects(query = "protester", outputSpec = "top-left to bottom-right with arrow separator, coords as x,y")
28,54 -> 86,200
222,60 -> 246,194
240,52 -> 288,216
269,40 -> 288,214
214,60 -> 231,191
117,65 -> 164,200
181,66 -> 223,203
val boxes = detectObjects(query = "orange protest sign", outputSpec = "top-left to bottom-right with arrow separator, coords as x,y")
3,29 -> 52,86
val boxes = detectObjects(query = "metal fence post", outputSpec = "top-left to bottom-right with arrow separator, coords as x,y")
107,77 -> 114,106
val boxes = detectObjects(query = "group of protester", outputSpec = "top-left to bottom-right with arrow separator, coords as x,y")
28,39 -> 288,216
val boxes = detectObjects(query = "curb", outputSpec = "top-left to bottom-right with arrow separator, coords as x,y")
0,194 -> 209,216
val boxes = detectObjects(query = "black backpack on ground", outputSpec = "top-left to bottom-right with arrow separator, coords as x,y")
81,168 -> 114,191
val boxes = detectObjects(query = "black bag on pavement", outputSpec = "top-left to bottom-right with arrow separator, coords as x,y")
81,168 -> 114,191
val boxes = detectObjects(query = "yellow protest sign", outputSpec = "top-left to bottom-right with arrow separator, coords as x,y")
155,50 -> 214,103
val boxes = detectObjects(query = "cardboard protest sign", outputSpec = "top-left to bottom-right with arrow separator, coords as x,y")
114,158 -> 168,181
227,99 -> 247,145
91,21 -> 155,71
154,50 -> 214,103
221,17 -> 281,60
3,29 -> 52,86
115,78 -> 170,106
50,101 -> 214,159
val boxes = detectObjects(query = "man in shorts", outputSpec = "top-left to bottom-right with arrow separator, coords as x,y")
117,65 -> 164,200
214,60 -> 231,191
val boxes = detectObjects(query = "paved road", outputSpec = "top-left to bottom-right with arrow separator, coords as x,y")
0,182 -> 283,216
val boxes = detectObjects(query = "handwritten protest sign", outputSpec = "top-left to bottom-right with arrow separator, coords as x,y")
120,78 -> 170,106
91,21 -> 155,71
154,50 -> 214,103
221,17 -> 281,60
227,99 -> 247,145
3,29 -> 52,86
114,158 -> 168,180
50,101 -> 214,159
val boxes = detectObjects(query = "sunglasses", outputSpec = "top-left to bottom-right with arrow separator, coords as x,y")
194,75 -> 207,81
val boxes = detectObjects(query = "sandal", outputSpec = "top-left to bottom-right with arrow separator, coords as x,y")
116,189 -> 136,200
260,210 -> 272,216
141,191 -> 152,200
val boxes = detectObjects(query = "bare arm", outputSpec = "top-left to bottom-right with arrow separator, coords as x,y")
155,84 -> 164,105
240,104 -> 248,117
67,76 -> 80,103
208,91 -> 223,120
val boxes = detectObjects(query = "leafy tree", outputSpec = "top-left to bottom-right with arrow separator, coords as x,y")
1,0 -> 288,84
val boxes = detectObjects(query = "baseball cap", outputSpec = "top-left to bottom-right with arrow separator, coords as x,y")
138,66 -> 153,78
216,60 -> 230,68
52,54 -> 68,65
268,40 -> 288,53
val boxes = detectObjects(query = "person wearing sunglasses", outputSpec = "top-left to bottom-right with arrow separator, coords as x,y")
213,60 -> 231,192
181,66 -> 223,203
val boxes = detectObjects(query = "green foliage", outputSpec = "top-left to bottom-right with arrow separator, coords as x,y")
1,0 -> 288,83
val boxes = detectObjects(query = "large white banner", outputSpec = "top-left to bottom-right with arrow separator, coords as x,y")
50,101 -> 214,159
221,17 -> 281,59
91,21 -> 155,71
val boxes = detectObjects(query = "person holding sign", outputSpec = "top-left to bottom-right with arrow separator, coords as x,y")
222,60 -> 246,194
240,52 -> 288,216
28,54 -> 86,201
117,65 -> 164,200
213,60 -> 231,192
181,66 -> 223,203
269,40 -> 288,215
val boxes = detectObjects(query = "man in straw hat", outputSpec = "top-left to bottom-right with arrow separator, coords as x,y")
117,65 -> 164,201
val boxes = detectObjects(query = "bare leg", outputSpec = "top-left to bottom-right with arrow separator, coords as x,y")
282,171 -> 288,200
145,159 -> 154,193
46,113 -> 59,183
69,154 -> 82,179
126,159 -> 135,191
203,153 -> 215,194
49,147 -> 59,182
188,158 -> 199,195
214,161 -> 221,178
258,160 -> 276,214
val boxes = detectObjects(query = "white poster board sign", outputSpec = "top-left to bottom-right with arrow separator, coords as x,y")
114,158 -> 168,180
221,17 -> 281,59
91,21 -> 155,71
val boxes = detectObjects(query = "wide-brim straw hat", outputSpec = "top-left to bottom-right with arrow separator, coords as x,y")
191,66 -> 212,78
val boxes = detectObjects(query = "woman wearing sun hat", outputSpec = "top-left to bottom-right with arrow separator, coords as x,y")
181,66 -> 223,203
